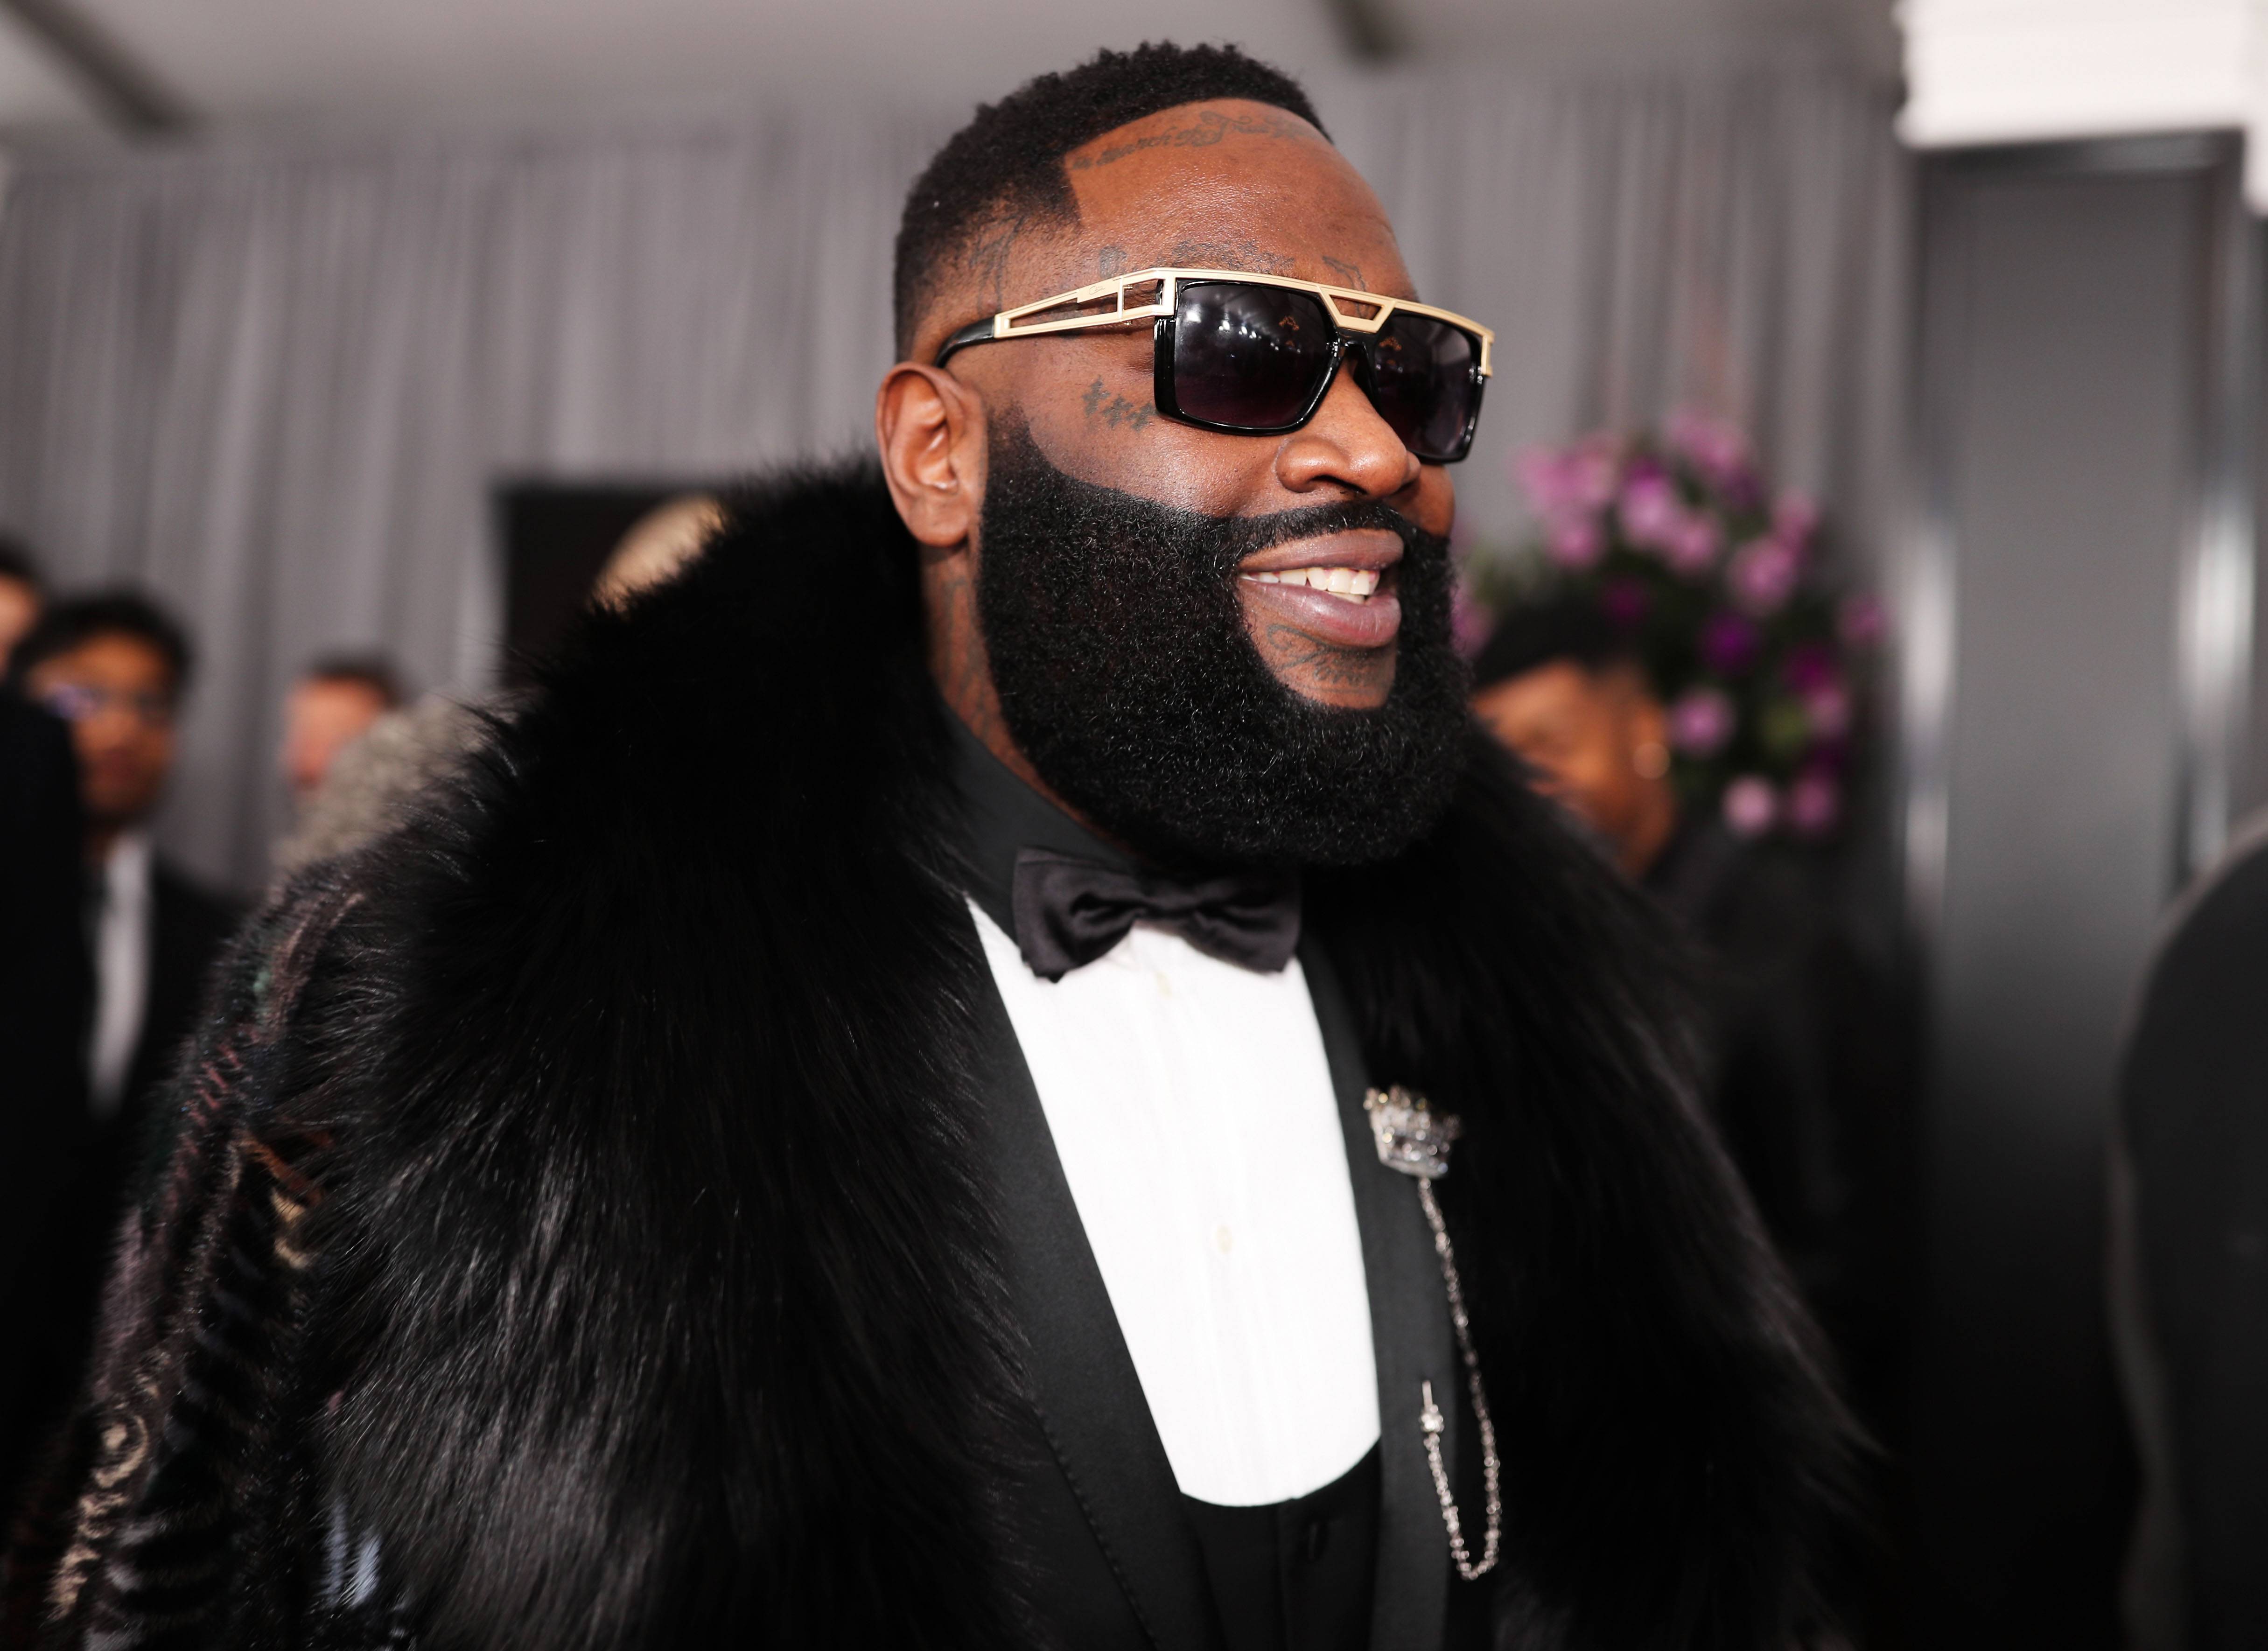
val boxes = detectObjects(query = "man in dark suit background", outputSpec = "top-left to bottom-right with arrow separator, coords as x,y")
1470,597 -> 1914,1639
1469,598 -> 1913,1432
0,549 -> 91,1520
4,591 -> 237,1515
16,593 -> 238,1134
0,541 -> 82,1169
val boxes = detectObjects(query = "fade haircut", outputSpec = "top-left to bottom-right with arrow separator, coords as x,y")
892,42 -> 1326,358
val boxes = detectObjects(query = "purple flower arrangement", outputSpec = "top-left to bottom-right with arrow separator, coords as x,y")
1494,414 -> 1879,842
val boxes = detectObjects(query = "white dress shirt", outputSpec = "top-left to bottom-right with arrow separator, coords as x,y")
90,828 -> 154,1120
972,902 -> 1380,1507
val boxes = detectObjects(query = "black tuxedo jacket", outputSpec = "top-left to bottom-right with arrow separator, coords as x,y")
4,465 -> 1854,1651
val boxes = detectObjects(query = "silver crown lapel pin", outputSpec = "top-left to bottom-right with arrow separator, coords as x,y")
1363,1084 -> 1501,1582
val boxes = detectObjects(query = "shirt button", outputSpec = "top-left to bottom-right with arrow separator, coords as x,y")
1155,971 -> 1173,997
1214,1224 -> 1233,1254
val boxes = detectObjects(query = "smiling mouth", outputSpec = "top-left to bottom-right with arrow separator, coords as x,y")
1243,565 -> 1385,602
1232,528 -> 1407,652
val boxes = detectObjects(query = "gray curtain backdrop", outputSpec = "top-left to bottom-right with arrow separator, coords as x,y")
0,64 -> 1907,892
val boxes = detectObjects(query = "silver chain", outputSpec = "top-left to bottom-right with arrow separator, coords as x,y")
1416,1175 -> 1501,1581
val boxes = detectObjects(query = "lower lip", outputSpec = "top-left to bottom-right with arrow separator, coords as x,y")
1235,577 -> 1403,650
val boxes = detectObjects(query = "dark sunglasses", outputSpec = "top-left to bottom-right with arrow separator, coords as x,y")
933,267 -> 1494,464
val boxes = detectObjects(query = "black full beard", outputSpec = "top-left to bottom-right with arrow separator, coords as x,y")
975,425 -> 1470,870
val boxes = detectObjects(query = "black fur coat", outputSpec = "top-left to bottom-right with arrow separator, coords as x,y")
4,464 -> 1853,1651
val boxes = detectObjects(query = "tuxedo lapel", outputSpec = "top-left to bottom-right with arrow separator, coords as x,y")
966,929 -> 1220,1651
1300,937 -> 1454,1651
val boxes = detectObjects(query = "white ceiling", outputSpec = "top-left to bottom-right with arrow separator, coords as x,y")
1899,0 -> 2268,208
0,0 -> 1897,137
1411,0 -> 1895,70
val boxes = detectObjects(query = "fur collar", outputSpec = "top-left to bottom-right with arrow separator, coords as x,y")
13,463 -> 1852,1651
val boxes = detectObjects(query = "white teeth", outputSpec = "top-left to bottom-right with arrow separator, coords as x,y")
1243,565 -> 1386,601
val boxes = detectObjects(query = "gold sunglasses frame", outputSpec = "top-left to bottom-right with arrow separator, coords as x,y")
935,266 -> 1495,378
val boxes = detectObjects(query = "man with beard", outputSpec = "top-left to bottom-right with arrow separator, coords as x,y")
4,44 -> 1852,1651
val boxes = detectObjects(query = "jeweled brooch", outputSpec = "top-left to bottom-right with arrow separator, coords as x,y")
1364,1083 -> 1500,1581
1364,1083 -> 1462,1180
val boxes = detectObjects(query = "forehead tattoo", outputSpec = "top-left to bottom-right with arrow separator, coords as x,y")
1066,104 -> 1316,173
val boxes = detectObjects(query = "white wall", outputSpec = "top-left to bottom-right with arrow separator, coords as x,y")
1902,0 -> 2268,206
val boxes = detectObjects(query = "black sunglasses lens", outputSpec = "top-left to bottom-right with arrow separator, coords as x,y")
1170,283 -> 1337,430
1363,312 -> 1481,461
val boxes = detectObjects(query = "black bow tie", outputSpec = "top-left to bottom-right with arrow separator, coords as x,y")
1009,848 -> 1301,981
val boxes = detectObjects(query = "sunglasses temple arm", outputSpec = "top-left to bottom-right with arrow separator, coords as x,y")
931,316 -> 999,368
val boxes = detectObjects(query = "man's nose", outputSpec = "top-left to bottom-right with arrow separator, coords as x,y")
81,708 -> 140,747
1274,359 -> 1422,501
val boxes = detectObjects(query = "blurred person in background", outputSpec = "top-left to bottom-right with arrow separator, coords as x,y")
2113,812 -> 2268,1651
1471,597 -> 1675,880
0,541 -> 90,1520
1472,594 -> 1912,1430
270,691 -> 484,885
6,592 -> 239,1520
280,654 -> 401,809
16,593 -> 240,1140
0,539 -> 44,676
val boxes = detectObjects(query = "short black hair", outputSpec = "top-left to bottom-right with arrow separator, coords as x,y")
0,533 -> 42,592
1472,594 -> 1636,690
893,42 -> 1326,357
13,589 -> 193,698
301,651 -> 404,709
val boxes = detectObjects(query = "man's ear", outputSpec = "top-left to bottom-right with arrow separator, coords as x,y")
875,363 -> 987,551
